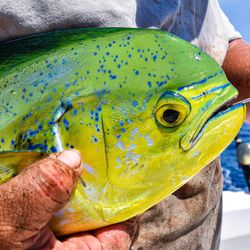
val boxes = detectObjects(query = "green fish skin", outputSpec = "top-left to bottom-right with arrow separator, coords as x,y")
0,28 -> 245,235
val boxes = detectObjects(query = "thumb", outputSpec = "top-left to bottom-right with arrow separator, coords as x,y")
0,150 -> 82,243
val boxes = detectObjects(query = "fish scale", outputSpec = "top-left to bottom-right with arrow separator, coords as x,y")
0,28 -> 245,235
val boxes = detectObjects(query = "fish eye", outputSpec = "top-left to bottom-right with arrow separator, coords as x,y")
155,104 -> 188,127
154,91 -> 190,128
163,109 -> 179,123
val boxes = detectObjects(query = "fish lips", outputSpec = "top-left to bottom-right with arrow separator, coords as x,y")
180,99 -> 246,151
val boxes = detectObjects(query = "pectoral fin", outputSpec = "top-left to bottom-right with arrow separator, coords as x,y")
0,151 -> 46,184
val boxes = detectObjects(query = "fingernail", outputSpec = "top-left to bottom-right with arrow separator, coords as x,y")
57,150 -> 82,174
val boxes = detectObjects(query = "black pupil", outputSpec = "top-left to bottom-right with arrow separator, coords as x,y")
163,109 -> 179,123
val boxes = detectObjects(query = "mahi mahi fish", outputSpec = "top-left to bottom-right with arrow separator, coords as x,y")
0,28 -> 245,235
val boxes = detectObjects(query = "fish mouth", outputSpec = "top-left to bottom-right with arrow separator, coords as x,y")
180,97 -> 245,151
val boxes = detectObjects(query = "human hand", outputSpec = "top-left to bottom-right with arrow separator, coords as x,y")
0,150 -> 138,249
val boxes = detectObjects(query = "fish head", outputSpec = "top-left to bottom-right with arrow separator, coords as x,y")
91,32 -> 244,179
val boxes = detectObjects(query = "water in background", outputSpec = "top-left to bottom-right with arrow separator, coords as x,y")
221,123 -> 250,192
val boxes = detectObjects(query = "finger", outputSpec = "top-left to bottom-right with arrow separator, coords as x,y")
0,150 -> 82,244
61,218 -> 140,250
22,226 -> 56,250
63,233 -> 102,250
93,218 -> 140,250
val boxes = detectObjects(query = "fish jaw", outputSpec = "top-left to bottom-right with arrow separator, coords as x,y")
180,101 -> 245,151
186,102 -> 245,163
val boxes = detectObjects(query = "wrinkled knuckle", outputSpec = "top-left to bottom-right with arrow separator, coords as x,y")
21,158 -> 78,213
0,186 -> 34,240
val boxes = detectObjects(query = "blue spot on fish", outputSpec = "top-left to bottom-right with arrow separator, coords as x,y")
63,118 -> 69,131
110,75 -> 117,80
126,118 -> 133,124
38,124 -> 43,130
157,81 -> 167,87
62,59 -> 67,65
132,101 -> 138,107
50,146 -> 57,152
131,128 -> 139,136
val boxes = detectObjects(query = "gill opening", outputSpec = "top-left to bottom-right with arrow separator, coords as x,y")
51,100 -> 87,187
101,115 -> 109,181
50,100 -> 73,152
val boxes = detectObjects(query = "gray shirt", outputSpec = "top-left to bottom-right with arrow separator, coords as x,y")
0,0 -> 240,64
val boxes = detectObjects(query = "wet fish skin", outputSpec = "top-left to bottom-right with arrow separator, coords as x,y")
0,28 -> 245,235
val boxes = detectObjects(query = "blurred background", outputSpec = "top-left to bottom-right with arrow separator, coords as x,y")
219,0 -> 250,191
220,0 -> 250,42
